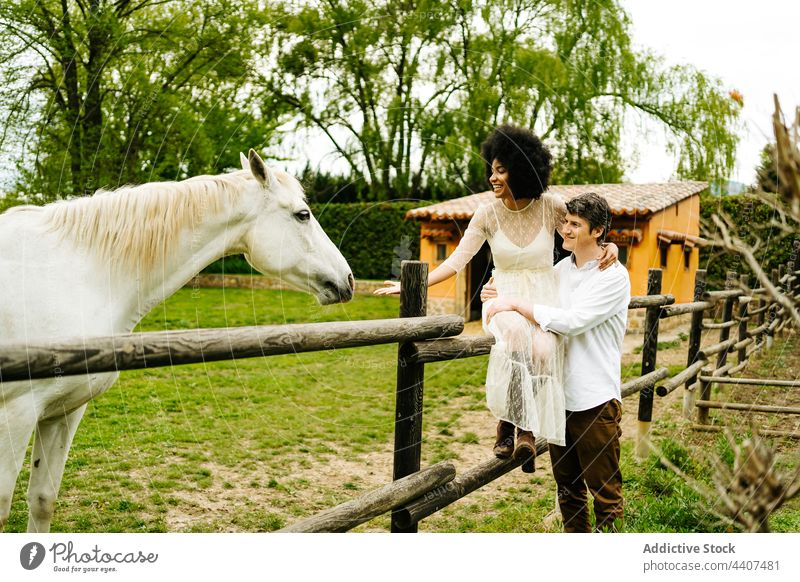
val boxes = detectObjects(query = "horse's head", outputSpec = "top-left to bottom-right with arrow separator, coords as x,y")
238,150 -> 354,305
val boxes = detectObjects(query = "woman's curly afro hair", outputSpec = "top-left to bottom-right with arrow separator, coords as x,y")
480,125 -> 552,200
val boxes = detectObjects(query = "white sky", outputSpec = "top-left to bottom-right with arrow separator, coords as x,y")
620,0 -> 800,184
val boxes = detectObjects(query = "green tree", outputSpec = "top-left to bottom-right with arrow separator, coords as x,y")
756,143 -> 779,193
0,0 -> 273,198
264,0 -> 742,200
263,0 -> 461,201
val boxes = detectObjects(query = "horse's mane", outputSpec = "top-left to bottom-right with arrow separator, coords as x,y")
36,170 -> 257,273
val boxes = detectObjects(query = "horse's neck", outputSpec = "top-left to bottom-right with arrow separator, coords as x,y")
117,212 -> 249,332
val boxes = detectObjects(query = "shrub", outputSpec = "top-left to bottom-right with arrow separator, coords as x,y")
203,201 -> 422,280
700,192 -> 794,288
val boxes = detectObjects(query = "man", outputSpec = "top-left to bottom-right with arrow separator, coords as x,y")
483,192 -> 630,533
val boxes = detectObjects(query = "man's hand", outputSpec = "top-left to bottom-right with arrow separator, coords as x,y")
480,277 -> 497,302
485,298 -> 520,323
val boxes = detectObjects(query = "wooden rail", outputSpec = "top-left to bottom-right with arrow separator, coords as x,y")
278,461 -> 456,533
0,315 -> 463,382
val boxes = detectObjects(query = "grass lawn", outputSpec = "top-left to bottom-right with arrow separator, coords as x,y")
5,288 -> 798,533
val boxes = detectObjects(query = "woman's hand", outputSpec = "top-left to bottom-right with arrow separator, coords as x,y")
480,277 -> 497,302
373,281 -> 401,295
486,298 -> 519,323
598,242 -> 619,271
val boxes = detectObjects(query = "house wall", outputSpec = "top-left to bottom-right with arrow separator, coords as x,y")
630,194 -> 700,304
418,226 -> 464,315
418,193 -> 701,318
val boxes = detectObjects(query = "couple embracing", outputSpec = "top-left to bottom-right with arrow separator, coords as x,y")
377,126 -> 630,533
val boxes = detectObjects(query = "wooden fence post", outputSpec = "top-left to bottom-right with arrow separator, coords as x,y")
636,268 -> 662,460
391,260 -> 428,533
696,375 -> 711,425
716,274 -> 738,371
767,268 -> 779,348
737,274 -> 749,365
755,296 -> 766,348
683,269 -> 706,419
794,268 -> 800,298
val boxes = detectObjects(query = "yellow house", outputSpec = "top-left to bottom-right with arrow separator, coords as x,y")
406,182 -> 708,322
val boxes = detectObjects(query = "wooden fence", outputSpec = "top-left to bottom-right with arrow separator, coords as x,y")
0,261 -> 797,533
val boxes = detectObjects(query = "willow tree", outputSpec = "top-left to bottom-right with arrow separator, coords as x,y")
0,0 -> 271,198
265,0 -> 741,200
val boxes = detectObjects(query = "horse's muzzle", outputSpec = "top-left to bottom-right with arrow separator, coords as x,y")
320,274 -> 354,304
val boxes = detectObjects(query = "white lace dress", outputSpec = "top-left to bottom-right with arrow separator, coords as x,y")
443,193 -> 567,446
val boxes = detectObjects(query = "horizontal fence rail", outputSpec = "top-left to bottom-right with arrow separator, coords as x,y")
278,461 -> 456,533
696,376 -> 800,387
0,315 -> 463,382
0,292 -> 698,383
393,440 -> 550,529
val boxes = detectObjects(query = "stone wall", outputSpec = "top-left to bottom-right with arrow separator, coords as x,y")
189,274 -> 386,295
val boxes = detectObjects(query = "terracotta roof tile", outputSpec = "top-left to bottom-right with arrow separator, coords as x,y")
406,181 -> 708,221
608,228 -> 643,243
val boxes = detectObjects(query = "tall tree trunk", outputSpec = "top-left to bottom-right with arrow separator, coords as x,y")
60,0 -> 84,195
83,1 -> 108,194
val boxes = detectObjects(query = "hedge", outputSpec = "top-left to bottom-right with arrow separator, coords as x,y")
203,201 -> 423,280
699,192 -> 797,288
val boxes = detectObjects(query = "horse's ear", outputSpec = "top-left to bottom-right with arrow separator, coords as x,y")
239,152 -> 249,171
248,148 -> 273,188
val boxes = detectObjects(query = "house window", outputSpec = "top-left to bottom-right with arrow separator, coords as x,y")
618,245 -> 629,266
659,243 -> 668,268
436,243 -> 448,262
684,246 -> 692,270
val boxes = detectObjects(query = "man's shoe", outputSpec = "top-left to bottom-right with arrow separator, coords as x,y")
514,429 -> 536,473
493,421 -> 515,459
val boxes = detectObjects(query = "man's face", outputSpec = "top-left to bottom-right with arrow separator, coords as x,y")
560,212 -> 602,252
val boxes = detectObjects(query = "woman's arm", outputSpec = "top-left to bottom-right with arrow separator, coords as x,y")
598,242 -> 619,271
374,206 -> 489,295
374,263 -> 457,295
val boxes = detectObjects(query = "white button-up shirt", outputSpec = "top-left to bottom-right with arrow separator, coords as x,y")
532,256 -> 631,412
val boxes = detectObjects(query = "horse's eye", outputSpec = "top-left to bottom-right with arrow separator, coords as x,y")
295,209 -> 311,222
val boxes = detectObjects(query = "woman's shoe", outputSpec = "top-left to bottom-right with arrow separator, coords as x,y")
493,421 -> 515,459
514,429 -> 536,473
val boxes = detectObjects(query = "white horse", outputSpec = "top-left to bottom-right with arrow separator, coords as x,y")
0,150 -> 354,532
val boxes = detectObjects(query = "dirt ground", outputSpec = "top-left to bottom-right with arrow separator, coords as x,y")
163,320 -> 710,532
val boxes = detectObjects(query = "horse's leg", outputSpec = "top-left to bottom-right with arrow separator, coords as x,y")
26,404 -> 87,533
0,405 -> 37,531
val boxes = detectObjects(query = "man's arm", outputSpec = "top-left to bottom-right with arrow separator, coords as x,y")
485,296 -> 537,323
533,268 -> 630,337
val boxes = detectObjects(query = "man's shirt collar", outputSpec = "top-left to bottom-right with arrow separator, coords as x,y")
569,253 -> 600,271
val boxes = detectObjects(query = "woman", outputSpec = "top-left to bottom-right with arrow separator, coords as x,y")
376,125 -> 617,471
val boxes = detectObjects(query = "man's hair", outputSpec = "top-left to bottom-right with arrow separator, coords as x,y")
566,192 -> 612,243
480,125 -> 552,200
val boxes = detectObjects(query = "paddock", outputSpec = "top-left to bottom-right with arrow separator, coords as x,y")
0,263 -> 797,532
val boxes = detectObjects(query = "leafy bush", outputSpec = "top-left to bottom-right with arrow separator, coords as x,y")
700,191 -> 794,288
203,201 -> 422,280
201,255 -> 252,274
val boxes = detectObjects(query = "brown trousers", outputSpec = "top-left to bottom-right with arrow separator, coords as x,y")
548,399 -> 623,533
